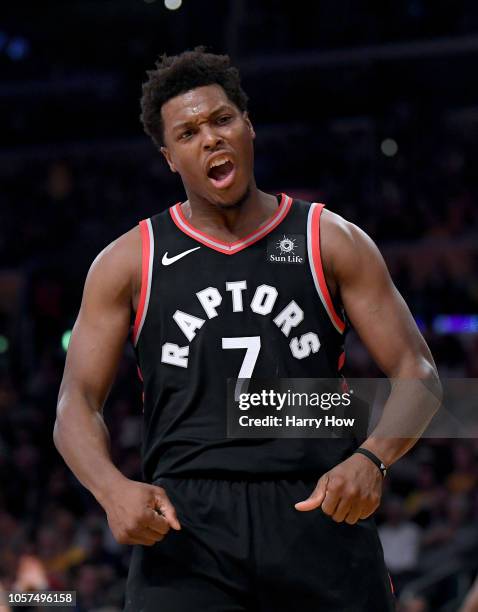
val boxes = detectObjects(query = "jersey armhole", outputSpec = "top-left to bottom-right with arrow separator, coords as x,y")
307,203 -> 346,334
132,218 -> 154,346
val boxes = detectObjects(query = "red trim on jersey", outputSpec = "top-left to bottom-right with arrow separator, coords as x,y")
340,377 -> 350,393
338,351 -> 346,371
310,204 -> 346,333
137,366 -> 145,408
132,220 -> 151,344
389,573 -> 395,595
169,193 -> 293,254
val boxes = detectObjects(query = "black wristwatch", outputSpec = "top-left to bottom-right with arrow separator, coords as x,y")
354,448 -> 388,478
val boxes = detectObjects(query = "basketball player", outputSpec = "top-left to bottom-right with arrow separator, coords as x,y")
54,48 -> 440,611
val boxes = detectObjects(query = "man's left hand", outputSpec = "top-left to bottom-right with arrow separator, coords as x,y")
294,453 -> 383,524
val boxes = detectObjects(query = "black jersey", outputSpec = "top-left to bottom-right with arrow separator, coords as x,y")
133,193 -> 355,481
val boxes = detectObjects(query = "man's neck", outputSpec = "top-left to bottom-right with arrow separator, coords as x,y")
181,185 -> 279,243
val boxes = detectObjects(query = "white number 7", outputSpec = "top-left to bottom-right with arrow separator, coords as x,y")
222,336 -> 261,400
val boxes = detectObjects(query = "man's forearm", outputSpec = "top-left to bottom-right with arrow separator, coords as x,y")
361,437 -> 418,470
53,389 -> 126,506
360,362 -> 442,467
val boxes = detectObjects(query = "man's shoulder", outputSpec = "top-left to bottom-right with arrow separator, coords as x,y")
87,225 -> 141,297
319,207 -> 381,286
291,198 -> 357,243
96,225 -> 141,268
320,208 -> 358,260
321,208 -> 354,240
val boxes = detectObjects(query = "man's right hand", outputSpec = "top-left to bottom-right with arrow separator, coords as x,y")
100,478 -> 181,546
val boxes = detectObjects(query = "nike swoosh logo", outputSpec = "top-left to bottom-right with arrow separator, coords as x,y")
162,246 -> 201,266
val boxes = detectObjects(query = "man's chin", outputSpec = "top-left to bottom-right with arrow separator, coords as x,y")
214,186 -> 251,210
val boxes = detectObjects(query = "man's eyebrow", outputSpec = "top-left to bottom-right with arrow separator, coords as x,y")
209,104 -> 234,116
172,104 -> 235,132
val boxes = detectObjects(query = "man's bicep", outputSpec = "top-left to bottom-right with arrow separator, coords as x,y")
61,247 -> 133,410
336,222 -> 432,376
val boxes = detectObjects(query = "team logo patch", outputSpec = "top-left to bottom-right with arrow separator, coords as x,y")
267,234 -> 305,264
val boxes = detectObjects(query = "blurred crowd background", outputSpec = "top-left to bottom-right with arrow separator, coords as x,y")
1,1 -> 478,610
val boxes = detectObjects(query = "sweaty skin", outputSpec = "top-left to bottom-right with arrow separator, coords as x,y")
54,83 -> 439,541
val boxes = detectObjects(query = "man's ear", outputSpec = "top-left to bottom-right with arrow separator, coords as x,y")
160,146 -> 177,173
243,112 -> 256,140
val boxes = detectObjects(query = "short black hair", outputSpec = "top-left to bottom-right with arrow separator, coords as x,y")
140,46 -> 249,148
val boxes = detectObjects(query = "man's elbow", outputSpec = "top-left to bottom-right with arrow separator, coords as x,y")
420,359 -> 442,406
53,419 -> 61,451
396,357 -> 443,409
416,356 -> 441,388
395,353 -> 439,380
53,403 -> 64,452
53,389 -> 70,452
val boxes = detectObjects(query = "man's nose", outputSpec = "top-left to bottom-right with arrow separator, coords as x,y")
202,126 -> 224,150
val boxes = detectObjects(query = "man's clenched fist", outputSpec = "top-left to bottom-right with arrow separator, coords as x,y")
101,478 -> 181,546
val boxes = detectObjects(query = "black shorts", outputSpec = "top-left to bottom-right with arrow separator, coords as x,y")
124,477 -> 395,612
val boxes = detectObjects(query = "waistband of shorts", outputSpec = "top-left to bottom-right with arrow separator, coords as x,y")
153,469 -> 322,483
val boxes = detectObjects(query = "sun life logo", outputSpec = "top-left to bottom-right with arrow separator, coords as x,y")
268,233 -> 304,264
276,235 -> 296,254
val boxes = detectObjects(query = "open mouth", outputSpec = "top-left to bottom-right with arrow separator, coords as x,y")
207,156 -> 236,189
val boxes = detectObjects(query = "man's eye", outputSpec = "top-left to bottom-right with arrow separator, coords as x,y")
180,130 -> 193,140
217,115 -> 232,124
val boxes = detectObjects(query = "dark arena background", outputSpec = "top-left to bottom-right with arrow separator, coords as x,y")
1,2 -> 478,611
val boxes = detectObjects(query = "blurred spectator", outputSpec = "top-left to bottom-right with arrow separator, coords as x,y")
379,496 -> 422,594
420,494 -> 478,572
404,462 -> 445,527
446,443 -> 478,495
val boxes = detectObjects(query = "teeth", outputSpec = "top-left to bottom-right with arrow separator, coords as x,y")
209,156 -> 231,169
